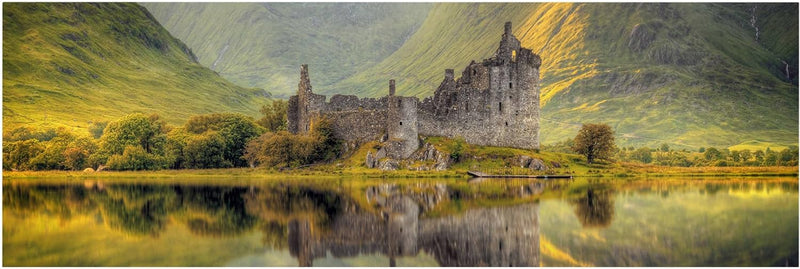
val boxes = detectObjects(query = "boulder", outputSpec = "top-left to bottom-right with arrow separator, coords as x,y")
528,158 -> 547,171
365,151 -> 376,168
378,159 -> 400,171
517,155 -> 533,167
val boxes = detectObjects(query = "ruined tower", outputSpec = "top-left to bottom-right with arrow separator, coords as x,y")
419,21 -> 541,149
386,79 -> 419,158
287,21 -> 542,159
288,64 -> 326,134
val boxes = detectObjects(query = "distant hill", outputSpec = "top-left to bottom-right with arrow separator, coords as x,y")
3,3 -> 270,133
141,2 -> 431,98
330,3 -> 798,149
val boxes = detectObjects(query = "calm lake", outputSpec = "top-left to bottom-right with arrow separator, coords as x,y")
3,177 -> 797,266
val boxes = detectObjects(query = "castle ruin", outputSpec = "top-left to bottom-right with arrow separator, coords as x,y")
288,22 -> 541,159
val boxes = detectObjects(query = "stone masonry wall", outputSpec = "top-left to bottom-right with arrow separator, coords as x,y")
287,22 -> 541,158
418,22 -> 541,149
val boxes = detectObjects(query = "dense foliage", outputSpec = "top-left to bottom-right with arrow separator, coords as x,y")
3,112 -> 267,171
256,99 -> 288,132
243,117 -> 342,168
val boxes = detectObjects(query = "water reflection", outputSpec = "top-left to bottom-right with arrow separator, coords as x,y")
3,178 -> 797,267
572,188 -> 614,228
3,180 -> 541,266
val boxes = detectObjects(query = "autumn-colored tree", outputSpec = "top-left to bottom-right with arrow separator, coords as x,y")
571,123 -> 616,164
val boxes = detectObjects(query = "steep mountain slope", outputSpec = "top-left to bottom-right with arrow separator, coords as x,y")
142,2 -> 431,98
331,3 -> 798,149
3,3 -> 269,132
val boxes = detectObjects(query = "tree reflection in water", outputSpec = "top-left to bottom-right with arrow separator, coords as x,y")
3,181 -> 542,266
4,179 -> 797,267
572,188 -> 615,228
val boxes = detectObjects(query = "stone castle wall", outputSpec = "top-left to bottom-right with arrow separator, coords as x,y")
418,22 -> 541,149
287,22 -> 541,157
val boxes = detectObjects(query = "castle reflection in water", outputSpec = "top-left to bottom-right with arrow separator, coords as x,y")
4,180 -> 554,266
287,196 -> 540,266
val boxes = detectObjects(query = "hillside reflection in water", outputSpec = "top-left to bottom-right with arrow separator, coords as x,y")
3,178 -> 797,266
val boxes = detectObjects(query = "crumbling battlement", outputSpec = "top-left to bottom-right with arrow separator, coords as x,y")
287,22 -> 541,158
419,21 -> 541,149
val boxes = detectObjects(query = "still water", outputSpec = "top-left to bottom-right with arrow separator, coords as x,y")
3,177 -> 797,266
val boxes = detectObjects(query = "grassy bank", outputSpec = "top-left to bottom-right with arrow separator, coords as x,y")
3,163 -> 796,180
4,136 -> 797,180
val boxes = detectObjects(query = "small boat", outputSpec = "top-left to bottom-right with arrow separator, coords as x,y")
467,171 -> 572,179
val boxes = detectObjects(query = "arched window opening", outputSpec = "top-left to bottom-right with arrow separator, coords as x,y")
499,102 -> 503,112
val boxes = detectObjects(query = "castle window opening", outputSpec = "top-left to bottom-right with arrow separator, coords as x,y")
505,121 -> 508,126
400,121 -> 403,126
512,50 -> 517,62
509,82 -> 513,89
499,102 -> 503,112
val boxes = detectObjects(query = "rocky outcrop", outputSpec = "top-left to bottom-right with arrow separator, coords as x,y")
409,142 -> 451,171
516,155 -> 548,171
365,142 -> 451,171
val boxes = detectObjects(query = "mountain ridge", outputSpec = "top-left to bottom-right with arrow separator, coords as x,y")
2,3 -> 270,133
329,3 -> 798,149
142,2 -> 431,98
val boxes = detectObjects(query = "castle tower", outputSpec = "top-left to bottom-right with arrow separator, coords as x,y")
418,21 -> 541,150
288,64 -> 326,134
387,80 -> 419,159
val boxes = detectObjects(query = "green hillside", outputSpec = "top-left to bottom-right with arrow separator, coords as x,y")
141,3 -> 431,98
3,3 -> 269,133
330,3 -> 798,149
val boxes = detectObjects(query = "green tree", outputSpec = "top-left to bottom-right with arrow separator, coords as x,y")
29,132 -> 75,170
739,149 -> 752,162
698,147 -> 706,153
659,143 -> 670,152
88,121 -> 108,139
764,150 -> 779,166
630,147 -> 653,164
183,113 -> 264,167
62,137 -> 98,170
571,123 -> 616,164
730,150 -> 741,163
3,139 -> 44,171
754,150 -> 765,163
703,147 -> 722,161
92,113 -> 170,169
309,117 -> 341,162
256,100 -> 288,132
106,145 -> 168,171
183,131 -> 228,169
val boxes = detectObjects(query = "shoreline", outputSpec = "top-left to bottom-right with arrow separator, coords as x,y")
3,165 -> 797,180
